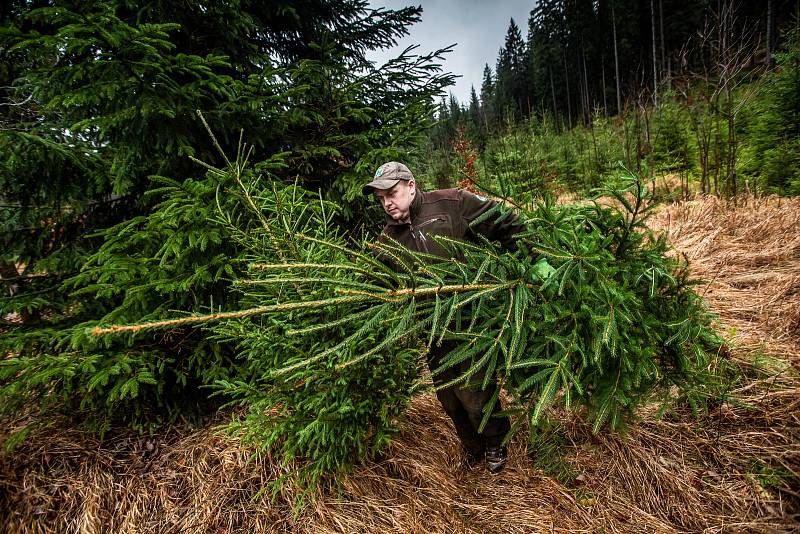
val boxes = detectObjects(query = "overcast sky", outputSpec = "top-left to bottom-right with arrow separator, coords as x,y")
367,0 -> 536,104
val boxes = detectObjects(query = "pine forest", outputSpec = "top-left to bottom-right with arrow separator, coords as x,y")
1,1 -> 799,532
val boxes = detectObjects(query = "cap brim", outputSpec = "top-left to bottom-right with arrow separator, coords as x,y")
362,179 -> 400,195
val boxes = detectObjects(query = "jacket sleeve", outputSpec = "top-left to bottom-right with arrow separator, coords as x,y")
459,190 -> 525,251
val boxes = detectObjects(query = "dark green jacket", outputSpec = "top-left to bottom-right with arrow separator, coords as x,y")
381,188 -> 523,260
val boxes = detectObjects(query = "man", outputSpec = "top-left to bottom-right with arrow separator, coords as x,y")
362,161 -> 523,474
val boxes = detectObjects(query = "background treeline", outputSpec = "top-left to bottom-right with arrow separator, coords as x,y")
427,1 -> 799,198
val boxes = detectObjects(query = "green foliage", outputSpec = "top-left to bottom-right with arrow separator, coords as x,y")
651,96 -> 694,173
1,0 -> 455,434
749,458 -> 799,492
742,22 -> 800,194
425,62 -> 800,199
460,112 -> 629,196
424,178 -> 727,434
1,0 -> 264,311
0,165 -> 247,432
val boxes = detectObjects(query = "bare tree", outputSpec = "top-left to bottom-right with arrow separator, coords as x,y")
678,1 -> 762,199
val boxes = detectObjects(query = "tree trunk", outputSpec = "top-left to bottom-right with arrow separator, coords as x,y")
601,55 -> 608,118
590,113 -> 601,174
582,45 -> 591,125
698,127 -> 709,195
659,0 -> 669,88
693,103 -> 711,195
0,262 -> 19,297
563,52 -> 573,129
549,66 -> 559,132
612,0 -> 622,115
765,0 -> 774,68
651,0 -> 658,106
634,103 -> 642,173
622,102 -> 633,167
713,96 -> 721,196
726,86 -> 737,201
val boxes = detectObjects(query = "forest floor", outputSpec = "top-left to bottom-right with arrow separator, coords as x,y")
2,195 -> 799,533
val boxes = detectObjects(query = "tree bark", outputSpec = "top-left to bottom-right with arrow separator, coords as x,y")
549,66 -> 559,132
727,86 -> 737,201
765,0 -> 774,68
563,52 -> 573,129
612,0 -> 622,115
601,55 -> 608,118
659,0 -> 668,87
581,43 -> 591,125
651,0 -> 658,106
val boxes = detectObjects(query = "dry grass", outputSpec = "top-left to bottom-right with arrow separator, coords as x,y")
649,195 -> 800,365
2,196 -> 799,533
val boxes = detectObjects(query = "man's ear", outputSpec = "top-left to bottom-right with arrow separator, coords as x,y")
408,179 -> 416,193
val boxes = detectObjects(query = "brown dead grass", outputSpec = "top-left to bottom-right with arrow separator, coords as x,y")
2,196 -> 799,533
649,195 -> 800,366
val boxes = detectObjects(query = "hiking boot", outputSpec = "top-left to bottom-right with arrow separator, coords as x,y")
485,446 -> 507,474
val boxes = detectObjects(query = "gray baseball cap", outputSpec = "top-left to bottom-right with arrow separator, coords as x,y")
362,161 -> 414,195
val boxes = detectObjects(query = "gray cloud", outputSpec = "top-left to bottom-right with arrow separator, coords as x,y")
367,0 -> 536,103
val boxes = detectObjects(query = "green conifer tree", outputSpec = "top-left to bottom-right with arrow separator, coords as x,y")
745,20 -> 800,193
0,0 -> 454,434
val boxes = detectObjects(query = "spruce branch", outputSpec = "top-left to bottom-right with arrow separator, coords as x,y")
90,295 -> 371,336
196,110 -> 232,168
339,282 -> 518,299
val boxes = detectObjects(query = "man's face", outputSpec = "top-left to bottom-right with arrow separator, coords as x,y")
374,180 -> 415,222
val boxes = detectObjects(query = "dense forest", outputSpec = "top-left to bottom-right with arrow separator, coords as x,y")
428,0 -> 799,198
1,1 -> 799,531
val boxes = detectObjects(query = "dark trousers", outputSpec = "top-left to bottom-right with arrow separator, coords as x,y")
427,340 -> 511,455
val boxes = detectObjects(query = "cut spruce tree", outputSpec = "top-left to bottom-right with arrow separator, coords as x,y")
88,152 -> 728,489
